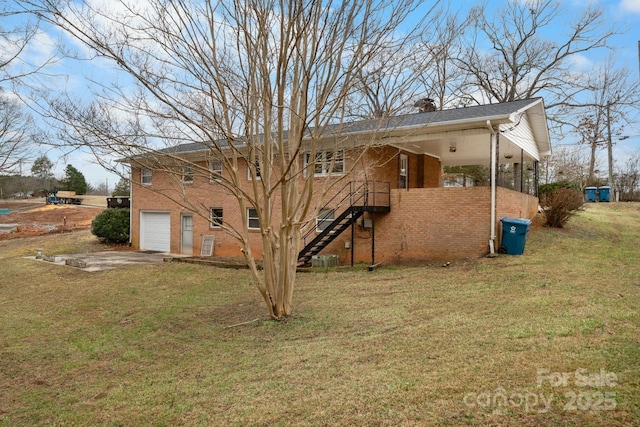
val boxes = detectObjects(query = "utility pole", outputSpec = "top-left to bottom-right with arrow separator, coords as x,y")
606,101 -> 614,188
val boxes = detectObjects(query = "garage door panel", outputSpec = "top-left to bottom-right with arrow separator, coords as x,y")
140,211 -> 170,252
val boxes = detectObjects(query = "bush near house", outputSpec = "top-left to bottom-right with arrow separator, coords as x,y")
539,181 -> 584,228
91,208 -> 130,243
539,180 -> 581,197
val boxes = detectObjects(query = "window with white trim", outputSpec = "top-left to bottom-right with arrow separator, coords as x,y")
210,207 -> 223,228
183,164 -> 194,183
316,209 -> 335,232
399,154 -> 408,189
304,150 -> 344,177
209,160 -> 223,182
247,156 -> 261,180
247,208 -> 260,229
141,168 -> 152,185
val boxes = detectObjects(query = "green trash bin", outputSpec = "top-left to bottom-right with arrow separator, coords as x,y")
500,217 -> 532,255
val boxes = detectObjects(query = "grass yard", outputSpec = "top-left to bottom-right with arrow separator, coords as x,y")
0,203 -> 639,426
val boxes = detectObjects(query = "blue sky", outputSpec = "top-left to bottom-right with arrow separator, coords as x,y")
3,0 -> 640,188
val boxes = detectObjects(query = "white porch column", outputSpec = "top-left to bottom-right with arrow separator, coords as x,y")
487,121 -> 497,254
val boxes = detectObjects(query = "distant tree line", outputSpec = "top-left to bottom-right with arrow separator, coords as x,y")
0,154 -> 99,199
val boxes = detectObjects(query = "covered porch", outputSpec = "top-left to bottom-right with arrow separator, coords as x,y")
380,98 -> 550,257
324,98 -> 551,264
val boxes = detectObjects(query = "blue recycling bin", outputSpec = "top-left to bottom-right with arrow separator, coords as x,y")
585,187 -> 597,202
598,186 -> 611,202
500,217 -> 532,255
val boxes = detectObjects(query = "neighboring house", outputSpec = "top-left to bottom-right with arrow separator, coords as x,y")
124,97 -> 551,265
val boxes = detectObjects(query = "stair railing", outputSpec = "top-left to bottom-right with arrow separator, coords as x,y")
301,181 -> 368,246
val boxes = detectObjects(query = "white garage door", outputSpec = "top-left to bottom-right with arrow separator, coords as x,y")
140,211 -> 171,252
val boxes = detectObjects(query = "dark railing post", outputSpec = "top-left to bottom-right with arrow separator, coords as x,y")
297,179 -> 389,266
350,208 -> 355,267
371,211 -> 375,266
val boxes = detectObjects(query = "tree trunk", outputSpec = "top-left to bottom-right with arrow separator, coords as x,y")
588,141 -> 597,184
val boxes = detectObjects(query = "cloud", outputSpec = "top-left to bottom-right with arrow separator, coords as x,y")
567,53 -> 593,70
23,30 -> 58,68
620,0 -> 640,13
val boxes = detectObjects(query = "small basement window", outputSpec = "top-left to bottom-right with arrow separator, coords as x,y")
210,208 -> 223,228
247,208 -> 260,230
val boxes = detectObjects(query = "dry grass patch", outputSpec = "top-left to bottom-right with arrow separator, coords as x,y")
0,204 -> 639,426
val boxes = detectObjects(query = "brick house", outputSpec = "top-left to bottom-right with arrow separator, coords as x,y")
125,97 -> 550,265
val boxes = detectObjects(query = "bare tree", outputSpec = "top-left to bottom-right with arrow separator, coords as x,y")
560,57 -> 640,186
412,10 -> 474,110
1,11 -> 36,84
456,0 -> 615,113
0,6 -> 50,175
0,95 -> 35,174
349,42 -> 425,119
542,145 -> 591,188
574,114 -> 606,186
21,0 -> 430,319
616,155 -> 640,201
1,2 -> 58,86
345,4 -> 443,119
348,5 -> 476,118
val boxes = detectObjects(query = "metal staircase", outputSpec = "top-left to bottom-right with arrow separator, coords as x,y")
297,181 -> 390,267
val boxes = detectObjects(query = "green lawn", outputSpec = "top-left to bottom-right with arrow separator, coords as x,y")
1,203 -> 639,426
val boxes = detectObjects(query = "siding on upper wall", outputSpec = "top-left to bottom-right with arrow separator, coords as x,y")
500,112 -> 539,160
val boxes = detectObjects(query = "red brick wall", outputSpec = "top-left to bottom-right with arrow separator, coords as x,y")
423,155 -> 442,188
496,187 -> 539,219
130,149 -> 537,264
357,147 -> 441,189
336,187 -> 492,263
495,187 -> 539,249
321,187 -> 539,265
131,164 -> 256,257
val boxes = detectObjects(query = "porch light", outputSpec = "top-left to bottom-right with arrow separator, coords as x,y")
449,146 -> 457,153
504,146 -> 514,159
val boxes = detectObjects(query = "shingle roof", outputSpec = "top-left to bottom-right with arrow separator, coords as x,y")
153,98 -> 544,154
338,98 -> 543,135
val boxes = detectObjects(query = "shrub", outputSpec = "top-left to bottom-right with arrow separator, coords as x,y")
91,209 -> 130,244
541,188 -> 584,228
539,180 -> 581,196
540,181 -> 583,211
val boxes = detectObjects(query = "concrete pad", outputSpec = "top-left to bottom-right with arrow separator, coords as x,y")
0,224 -> 19,233
26,251 -> 170,272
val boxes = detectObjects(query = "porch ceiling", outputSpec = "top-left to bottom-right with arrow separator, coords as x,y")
387,129 -> 530,167
376,99 -> 551,167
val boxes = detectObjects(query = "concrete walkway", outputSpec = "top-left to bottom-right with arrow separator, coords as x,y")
26,251 -> 170,272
